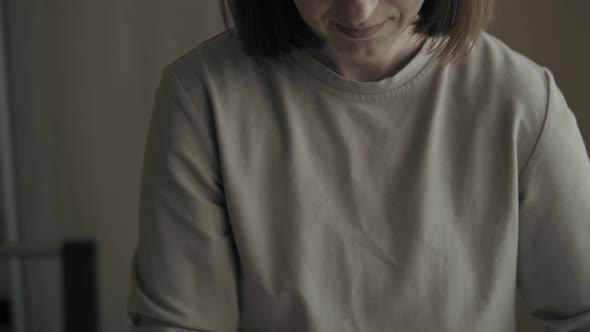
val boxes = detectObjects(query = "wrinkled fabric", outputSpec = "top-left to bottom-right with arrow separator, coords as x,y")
127,31 -> 590,332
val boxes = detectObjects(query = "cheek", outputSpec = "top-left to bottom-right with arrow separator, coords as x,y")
293,0 -> 331,26
402,0 -> 425,16
387,0 -> 424,18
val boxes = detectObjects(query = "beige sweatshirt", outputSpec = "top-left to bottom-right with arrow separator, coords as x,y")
127,30 -> 590,332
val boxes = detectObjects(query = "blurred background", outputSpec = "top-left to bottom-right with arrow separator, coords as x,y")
0,0 -> 588,331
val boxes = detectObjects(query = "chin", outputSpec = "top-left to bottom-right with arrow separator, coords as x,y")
334,38 -> 389,59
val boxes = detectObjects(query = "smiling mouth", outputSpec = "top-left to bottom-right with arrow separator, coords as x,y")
333,20 -> 388,39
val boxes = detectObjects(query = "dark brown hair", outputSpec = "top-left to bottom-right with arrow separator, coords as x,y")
219,0 -> 496,64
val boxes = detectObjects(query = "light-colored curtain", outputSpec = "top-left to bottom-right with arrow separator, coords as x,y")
4,0 -> 587,331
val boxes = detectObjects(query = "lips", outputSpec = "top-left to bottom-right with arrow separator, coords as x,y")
334,20 -> 387,39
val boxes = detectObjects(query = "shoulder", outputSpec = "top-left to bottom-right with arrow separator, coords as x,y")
172,30 -> 248,68
161,30 -> 267,93
470,32 -> 545,75
449,32 -> 553,109
446,32 -> 571,175
478,32 -> 550,86
152,30 -> 284,128
440,31 -> 558,139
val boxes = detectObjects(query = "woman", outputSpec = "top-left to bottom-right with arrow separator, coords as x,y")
127,1 -> 590,331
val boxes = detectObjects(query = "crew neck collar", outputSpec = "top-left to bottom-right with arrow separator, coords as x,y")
288,37 -> 437,98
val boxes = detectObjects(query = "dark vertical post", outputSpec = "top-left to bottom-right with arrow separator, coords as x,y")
0,296 -> 11,328
62,240 -> 98,332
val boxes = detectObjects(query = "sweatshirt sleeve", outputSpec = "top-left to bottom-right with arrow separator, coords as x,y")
517,68 -> 590,332
126,65 -> 240,332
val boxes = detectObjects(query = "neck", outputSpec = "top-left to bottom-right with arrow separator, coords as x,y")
309,31 -> 427,82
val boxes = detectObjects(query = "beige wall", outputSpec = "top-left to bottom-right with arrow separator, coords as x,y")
7,0 -> 588,331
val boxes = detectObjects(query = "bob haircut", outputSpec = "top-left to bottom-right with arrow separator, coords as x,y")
219,0 -> 496,64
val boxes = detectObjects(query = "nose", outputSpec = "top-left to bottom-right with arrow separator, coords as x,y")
338,0 -> 379,27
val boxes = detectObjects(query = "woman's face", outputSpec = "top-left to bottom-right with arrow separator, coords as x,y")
293,0 -> 424,58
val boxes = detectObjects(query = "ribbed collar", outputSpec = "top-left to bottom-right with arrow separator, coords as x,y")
288,37 -> 437,99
